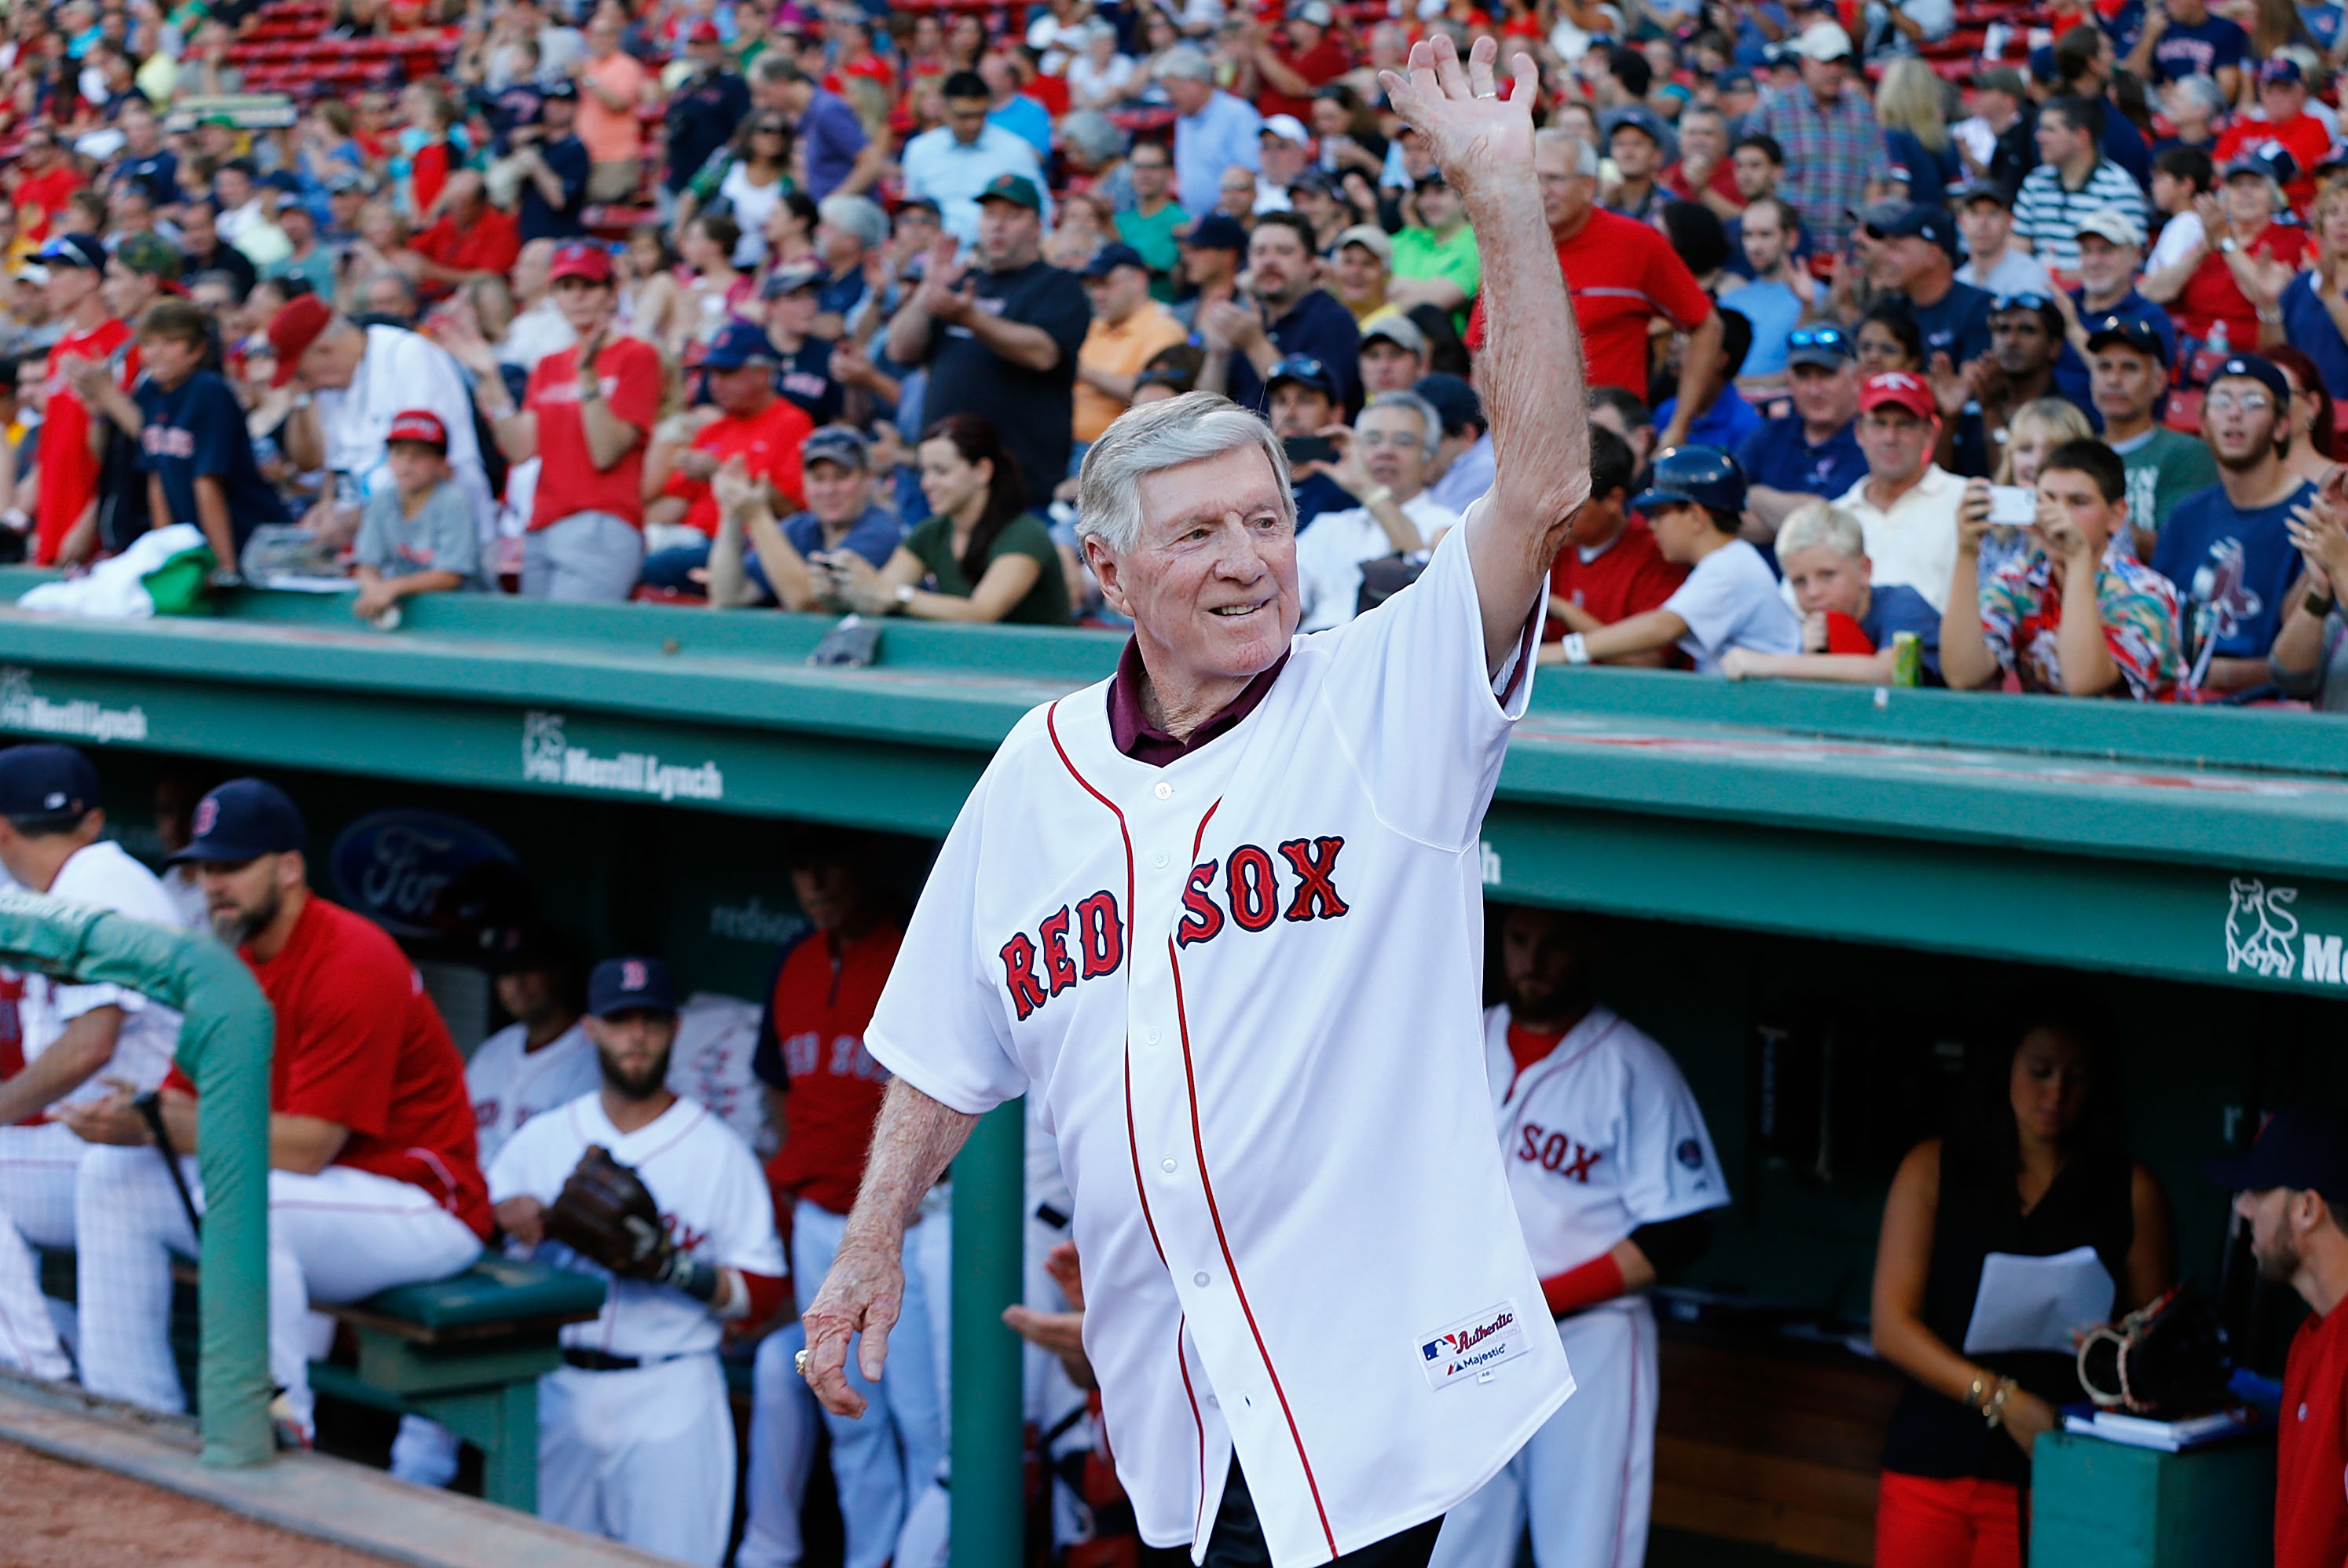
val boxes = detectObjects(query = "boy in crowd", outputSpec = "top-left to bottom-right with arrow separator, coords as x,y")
1722,500 -> 1942,683
1541,446 -> 1800,674
1545,424 -> 1687,666
352,408 -> 480,621
1943,438 -> 2183,698
131,298 -> 287,575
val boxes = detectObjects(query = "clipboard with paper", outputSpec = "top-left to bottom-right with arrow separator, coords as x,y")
1961,1246 -> 2118,1356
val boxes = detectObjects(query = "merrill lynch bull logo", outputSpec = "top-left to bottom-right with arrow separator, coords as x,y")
2224,877 -> 2348,986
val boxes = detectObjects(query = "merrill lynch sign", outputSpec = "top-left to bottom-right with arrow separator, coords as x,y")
2226,877 -> 2348,987
521,710 -> 725,804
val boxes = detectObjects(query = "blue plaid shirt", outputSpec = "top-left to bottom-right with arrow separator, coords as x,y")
1753,83 -> 1890,252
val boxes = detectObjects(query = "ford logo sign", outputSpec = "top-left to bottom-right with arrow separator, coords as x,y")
330,810 -> 520,940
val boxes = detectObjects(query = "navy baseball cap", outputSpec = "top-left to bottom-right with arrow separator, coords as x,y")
1867,202 -> 1957,254
2207,1107 -> 2348,1203
168,778 -> 305,863
2259,55 -> 2306,86
0,744 -> 99,823
2212,353 -> 2291,403
1954,178 -> 2012,208
702,320 -> 781,370
1266,354 -> 1337,398
803,423 -> 870,470
1414,372 -> 1485,435
587,955 -> 677,1017
761,259 -> 825,299
2223,142 -> 2299,188
1082,242 -> 1149,280
1713,67 -> 1756,92
1179,213 -> 1247,252
35,233 -> 105,273
2085,313 -> 2167,365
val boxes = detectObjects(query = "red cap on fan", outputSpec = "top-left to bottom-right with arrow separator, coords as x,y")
386,408 -> 449,451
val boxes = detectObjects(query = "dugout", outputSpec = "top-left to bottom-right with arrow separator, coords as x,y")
3,575 -> 2343,1568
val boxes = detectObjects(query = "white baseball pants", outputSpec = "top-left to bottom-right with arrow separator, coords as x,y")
74,1148 -> 482,1434
538,1352 -> 734,1566
765,1198 -> 949,1568
737,1320 -> 821,1568
0,1123 -> 90,1380
1427,1297 -> 1658,1568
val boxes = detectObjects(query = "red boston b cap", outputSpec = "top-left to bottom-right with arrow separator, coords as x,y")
1859,370 -> 1936,422
548,240 -> 614,285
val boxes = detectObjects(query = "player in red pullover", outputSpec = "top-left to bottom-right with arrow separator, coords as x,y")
2213,1107 -> 2348,1568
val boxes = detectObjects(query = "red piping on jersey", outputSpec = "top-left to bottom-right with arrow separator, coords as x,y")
1046,701 -> 1212,1497
1500,1015 -> 1626,1110
1167,936 -> 1338,1558
1177,1315 -> 1207,1542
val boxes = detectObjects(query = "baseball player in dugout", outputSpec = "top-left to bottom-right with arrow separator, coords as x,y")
742,830 -> 943,1568
0,744 -> 184,1383
1430,907 -> 1728,1568
489,954 -> 786,1566
67,777 -> 490,1444
804,35 -> 1588,1568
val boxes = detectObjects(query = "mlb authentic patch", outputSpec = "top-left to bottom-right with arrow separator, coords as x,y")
1418,1300 -> 1530,1391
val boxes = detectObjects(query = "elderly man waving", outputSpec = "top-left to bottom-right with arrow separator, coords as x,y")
800,37 -> 1590,1568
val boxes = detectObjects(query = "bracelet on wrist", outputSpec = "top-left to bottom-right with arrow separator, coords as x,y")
1359,483 -> 1395,511
2308,590 -> 2338,617
1560,632 -> 1592,665
1980,1376 -> 2016,1428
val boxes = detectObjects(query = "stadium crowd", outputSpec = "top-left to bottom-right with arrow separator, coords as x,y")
6,0 -> 2348,701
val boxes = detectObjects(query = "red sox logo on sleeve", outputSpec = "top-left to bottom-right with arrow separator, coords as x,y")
995,837 -> 1350,1021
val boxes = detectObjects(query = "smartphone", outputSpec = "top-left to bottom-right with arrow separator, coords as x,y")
1987,485 -> 2038,527
1283,434 -> 1336,467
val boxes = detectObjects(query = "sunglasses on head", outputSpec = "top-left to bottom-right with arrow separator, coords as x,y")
1269,354 -> 1326,379
1787,326 -> 1845,349
1992,292 -> 2053,313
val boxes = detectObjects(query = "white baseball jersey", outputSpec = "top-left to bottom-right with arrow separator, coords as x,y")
488,1092 -> 785,1359
865,522 -> 1573,1568
466,1019 -> 600,1167
668,991 -> 775,1159
1485,1005 -> 1729,1277
19,841 -> 184,1105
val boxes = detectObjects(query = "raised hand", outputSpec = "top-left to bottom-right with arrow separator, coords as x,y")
1379,34 -> 1538,200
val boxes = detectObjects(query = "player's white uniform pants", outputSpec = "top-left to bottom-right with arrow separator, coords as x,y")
0,1123 -> 90,1380
74,1147 -> 482,1434
1427,1298 -> 1658,1568
742,1197 -> 949,1568
540,1351 -> 734,1566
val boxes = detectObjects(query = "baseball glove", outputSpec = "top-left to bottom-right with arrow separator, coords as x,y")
544,1145 -> 673,1280
2076,1282 -> 2234,1416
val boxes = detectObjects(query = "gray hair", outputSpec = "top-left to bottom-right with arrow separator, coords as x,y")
1058,108 -> 1126,168
817,192 -> 888,250
1533,127 -> 1600,178
1155,44 -> 1213,82
2174,73 -> 2229,119
1364,390 -> 1441,460
1075,392 -> 1293,552
1775,500 -> 1866,562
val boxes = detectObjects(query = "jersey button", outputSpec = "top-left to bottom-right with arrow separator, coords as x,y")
1154,782 -> 1174,800
1153,852 -> 1170,869
1145,1028 -> 1162,1046
1161,1157 -> 1178,1174
1193,1270 -> 1211,1287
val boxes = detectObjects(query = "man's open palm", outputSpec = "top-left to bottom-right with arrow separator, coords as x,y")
1380,35 -> 1537,194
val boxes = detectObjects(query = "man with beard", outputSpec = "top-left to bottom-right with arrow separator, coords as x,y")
1427,906 -> 1727,1568
2211,1107 -> 2348,1568
2154,354 -> 2313,694
1935,293 -> 2064,474
1198,209 -> 1363,416
489,955 -> 787,1566
69,778 -> 489,1445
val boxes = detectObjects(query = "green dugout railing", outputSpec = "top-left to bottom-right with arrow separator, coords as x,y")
0,887 -> 273,1467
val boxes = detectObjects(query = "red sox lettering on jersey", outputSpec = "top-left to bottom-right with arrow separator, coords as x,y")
998,840 -> 1347,1019
865,527 -> 1573,1568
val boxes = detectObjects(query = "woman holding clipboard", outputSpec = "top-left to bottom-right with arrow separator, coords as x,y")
1870,998 -> 2177,1567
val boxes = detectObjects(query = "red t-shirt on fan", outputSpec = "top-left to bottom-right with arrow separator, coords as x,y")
524,335 -> 663,530
1467,207 -> 1713,398
661,397 -> 813,537
36,319 -> 135,565
2277,1299 -> 2348,1568
172,896 -> 492,1239
1544,516 -> 1689,640
764,922 -> 903,1216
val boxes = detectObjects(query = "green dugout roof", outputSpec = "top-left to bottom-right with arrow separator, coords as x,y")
2,572 -> 2343,1002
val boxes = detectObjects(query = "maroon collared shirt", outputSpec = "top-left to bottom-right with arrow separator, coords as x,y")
1104,638 -> 1290,768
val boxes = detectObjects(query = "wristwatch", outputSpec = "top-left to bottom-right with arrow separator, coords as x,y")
893,581 -> 918,609
2219,236 -> 2241,255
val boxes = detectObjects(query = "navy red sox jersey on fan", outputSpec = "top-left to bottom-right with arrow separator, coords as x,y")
863,522 -> 1573,1568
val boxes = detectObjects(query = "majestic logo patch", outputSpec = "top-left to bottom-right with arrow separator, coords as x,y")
1419,1301 -> 1531,1391
1676,1139 -> 1704,1170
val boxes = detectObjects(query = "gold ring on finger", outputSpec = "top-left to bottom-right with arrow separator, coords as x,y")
794,1349 -> 810,1377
